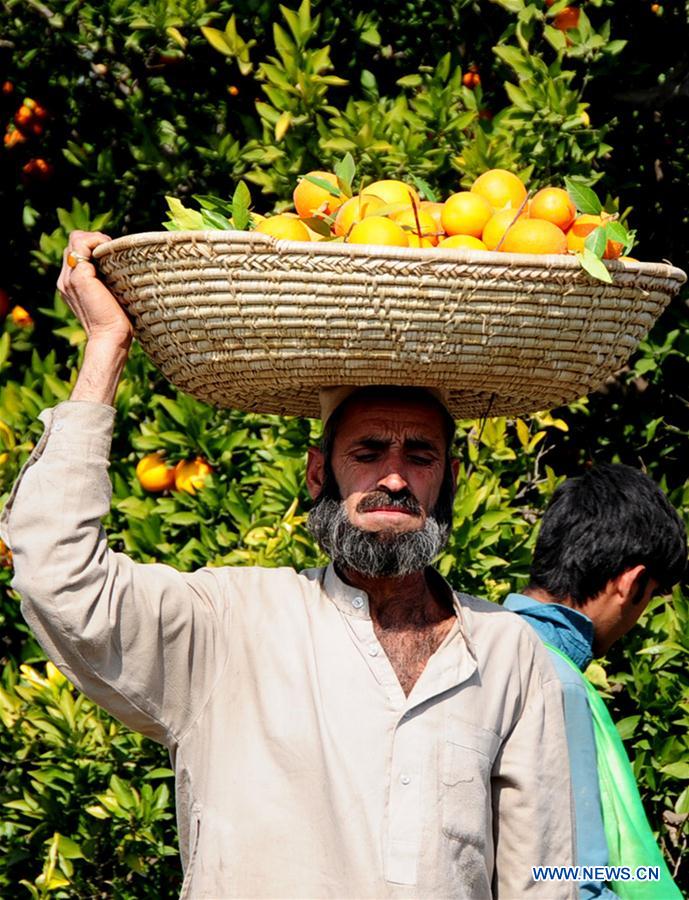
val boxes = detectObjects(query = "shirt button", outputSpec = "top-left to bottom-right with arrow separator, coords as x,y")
368,645 -> 379,657
400,774 -> 411,785
351,596 -> 364,609
53,422 -> 64,432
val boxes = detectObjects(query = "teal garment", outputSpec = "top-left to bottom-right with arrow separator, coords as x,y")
504,593 -> 617,900
546,643 -> 682,900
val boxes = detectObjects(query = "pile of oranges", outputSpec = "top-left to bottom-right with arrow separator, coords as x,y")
252,168 -> 625,260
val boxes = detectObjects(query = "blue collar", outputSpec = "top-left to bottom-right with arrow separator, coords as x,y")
503,593 -> 595,671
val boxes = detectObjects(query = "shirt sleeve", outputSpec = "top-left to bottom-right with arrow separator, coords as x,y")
554,660 -> 620,900
491,638 -> 578,899
0,401 -> 232,746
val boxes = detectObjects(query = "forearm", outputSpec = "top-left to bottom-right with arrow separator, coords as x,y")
71,336 -> 131,405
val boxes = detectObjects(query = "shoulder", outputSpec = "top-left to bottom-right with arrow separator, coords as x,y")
457,591 -> 561,687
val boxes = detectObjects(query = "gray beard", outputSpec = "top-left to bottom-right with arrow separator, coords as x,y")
306,496 -> 450,578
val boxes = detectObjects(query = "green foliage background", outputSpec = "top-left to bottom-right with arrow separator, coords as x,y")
2,0 -> 689,895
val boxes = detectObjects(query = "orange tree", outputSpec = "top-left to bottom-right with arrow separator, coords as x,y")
2,0 -> 689,894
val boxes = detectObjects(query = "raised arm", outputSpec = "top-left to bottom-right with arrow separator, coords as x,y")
0,232 -> 231,746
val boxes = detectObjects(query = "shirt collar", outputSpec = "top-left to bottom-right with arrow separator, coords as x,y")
322,563 -> 478,700
503,592 -> 594,670
322,563 -> 472,645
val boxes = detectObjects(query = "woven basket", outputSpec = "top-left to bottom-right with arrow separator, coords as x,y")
93,230 -> 686,419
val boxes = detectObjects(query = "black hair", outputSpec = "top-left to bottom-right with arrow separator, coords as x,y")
528,464 -> 687,606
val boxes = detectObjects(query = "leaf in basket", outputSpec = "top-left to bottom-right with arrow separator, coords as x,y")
232,181 -> 252,231
302,174 -> 344,198
334,153 -> 356,194
564,177 -> 602,215
578,248 -> 612,284
584,225 -> 607,257
193,194 -> 235,218
605,219 -> 634,253
409,174 -> 439,203
300,217 -> 334,238
201,209 -> 233,230
163,197 -> 205,231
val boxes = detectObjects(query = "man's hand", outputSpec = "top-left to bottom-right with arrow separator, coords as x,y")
58,230 -> 132,347
58,230 -> 133,406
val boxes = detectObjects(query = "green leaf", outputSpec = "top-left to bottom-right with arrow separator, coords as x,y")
201,26 -> 232,57
232,182 -> 252,231
584,226 -> 607,257
55,834 -> 85,860
615,715 -> 640,741
564,178 -> 602,215
302,174 -> 343,198
334,153 -> 356,193
201,209 -> 232,230
578,249 -> 612,283
299,217 -> 333,238
409,175 -> 438,203
604,220 -> 629,244
661,762 -> 689,780
397,74 -> 423,88
164,197 -> 204,231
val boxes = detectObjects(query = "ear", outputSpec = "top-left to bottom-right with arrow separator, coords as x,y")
450,457 -> 460,496
306,447 -> 326,500
613,564 -> 648,607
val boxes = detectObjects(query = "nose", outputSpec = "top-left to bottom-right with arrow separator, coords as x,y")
377,470 -> 409,494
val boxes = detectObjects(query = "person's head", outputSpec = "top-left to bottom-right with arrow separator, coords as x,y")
526,463 -> 687,654
306,386 -> 458,579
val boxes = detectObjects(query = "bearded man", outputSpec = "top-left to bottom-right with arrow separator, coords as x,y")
1,230 -> 576,899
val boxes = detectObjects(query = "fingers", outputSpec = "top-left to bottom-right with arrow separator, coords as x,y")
57,230 -> 133,345
58,230 -> 112,299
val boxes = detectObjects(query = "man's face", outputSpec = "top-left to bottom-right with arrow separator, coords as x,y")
330,397 -> 450,533
306,396 -> 458,578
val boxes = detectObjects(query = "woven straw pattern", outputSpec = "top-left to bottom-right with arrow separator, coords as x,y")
93,230 -> 687,419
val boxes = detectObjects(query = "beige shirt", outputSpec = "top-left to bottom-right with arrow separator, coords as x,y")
2,402 -> 575,899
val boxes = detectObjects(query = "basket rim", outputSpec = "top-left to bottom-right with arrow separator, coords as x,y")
93,229 -> 687,285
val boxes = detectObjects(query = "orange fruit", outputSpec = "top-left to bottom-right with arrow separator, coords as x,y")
441,192 -> 493,238
333,194 -> 385,237
347,216 -> 409,247
438,235 -> 488,251
471,168 -> 528,210
419,201 -> 445,233
529,187 -> 576,231
293,171 -> 344,218
365,179 -> 419,208
481,208 -> 527,251
174,457 -> 213,494
553,6 -> 580,30
255,215 -> 311,242
566,214 -> 623,259
10,305 -> 33,327
499,218 -> 567,255
407,234 -> 436,248
392,207 -> 439,245
136,453 -> 176,492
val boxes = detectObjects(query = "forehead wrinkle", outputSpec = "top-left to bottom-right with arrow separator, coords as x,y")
344,434 -> 443,453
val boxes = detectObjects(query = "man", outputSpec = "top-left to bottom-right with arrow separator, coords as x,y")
1,230 -> 576,898
504,464 -> 687,899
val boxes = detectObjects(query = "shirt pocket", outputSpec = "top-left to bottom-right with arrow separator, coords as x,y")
441,721 -> 501,845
